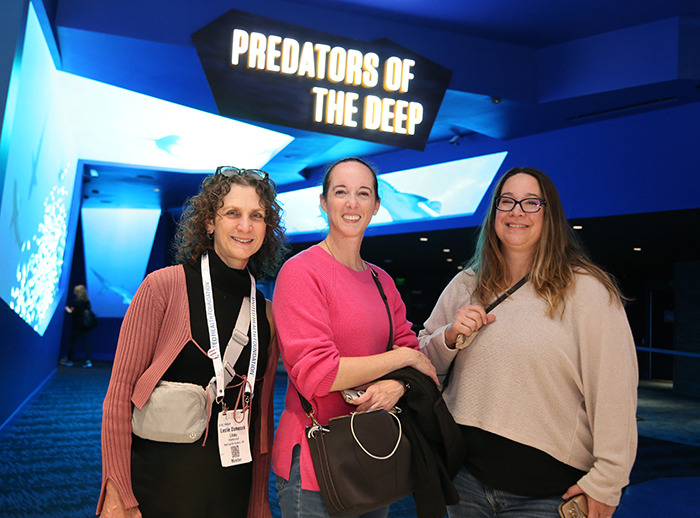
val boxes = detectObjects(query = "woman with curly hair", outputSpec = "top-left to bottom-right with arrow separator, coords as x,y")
98,167 -> 288,518
419,167 -> 638,518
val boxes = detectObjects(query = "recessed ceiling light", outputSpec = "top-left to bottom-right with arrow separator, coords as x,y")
447,258 -> 453,262
573,225 -> 583,230
457,265 -> 464,270
420,237 -> 428,242
443,248 -> 450,253
633,247 -> 642,252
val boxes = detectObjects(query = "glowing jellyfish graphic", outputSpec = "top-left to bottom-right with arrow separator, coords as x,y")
10,186 -> 68,332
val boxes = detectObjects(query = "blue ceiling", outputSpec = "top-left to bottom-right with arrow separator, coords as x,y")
26,0 -> 700,279
50,0 -> 700,179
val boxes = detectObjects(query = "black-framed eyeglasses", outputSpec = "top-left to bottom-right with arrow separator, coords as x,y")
215,166 -> 269,181
495,196 -> 546,213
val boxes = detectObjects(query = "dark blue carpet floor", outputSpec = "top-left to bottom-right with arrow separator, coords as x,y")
0,361 -> 698,517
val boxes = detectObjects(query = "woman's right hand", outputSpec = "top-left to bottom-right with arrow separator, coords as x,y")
100,480 -> 142,518
392,345 -> 439,385
444,304 -> 495,346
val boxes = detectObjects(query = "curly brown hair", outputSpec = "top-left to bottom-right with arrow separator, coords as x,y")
468,166 -> 622,317
172,168 -> 288,278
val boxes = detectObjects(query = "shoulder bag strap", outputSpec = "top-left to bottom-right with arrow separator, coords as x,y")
298,265 -> 394,418
441,274 -> 529,393
206,299 -> 251,399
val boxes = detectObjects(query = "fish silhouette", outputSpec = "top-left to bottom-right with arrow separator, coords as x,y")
10,179 -> 22,247
91,268 -> 135,305
377,178 -> 441,220
29,121 -> 47,199
152,135 -> 182,156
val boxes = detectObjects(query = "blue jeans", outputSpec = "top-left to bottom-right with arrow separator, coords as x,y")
276,444 -> 390,518
447,467 -> 562,518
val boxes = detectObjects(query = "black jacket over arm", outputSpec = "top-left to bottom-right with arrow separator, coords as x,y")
380,367 -> 466,518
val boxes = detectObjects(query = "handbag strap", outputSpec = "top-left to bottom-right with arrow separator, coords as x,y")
441,274 -> 529,393
368,266 -> 393,352
297,264 -> 394,419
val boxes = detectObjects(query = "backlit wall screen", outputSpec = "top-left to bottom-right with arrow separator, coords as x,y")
0,3 -> 78,335
82,208 -> 161,318
279,152 -> 507,241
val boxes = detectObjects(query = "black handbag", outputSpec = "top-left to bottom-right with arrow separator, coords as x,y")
82,307 -> 98,329
297,267 -> 413,517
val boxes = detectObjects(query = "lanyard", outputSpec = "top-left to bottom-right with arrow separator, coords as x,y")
201,253 -> 259,402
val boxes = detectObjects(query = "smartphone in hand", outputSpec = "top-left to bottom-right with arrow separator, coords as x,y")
341,389 -> 365,404
558,494 -> 588,518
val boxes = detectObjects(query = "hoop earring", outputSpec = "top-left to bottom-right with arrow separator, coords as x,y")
207,232 -> 214,240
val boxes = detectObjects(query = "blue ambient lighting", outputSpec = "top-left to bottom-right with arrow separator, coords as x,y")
279,151 -> 507,241
0,3 -> 78,335
82,208 -> 161,318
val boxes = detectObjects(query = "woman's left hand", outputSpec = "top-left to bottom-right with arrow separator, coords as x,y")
351,380 -> 405,412
563,484 -> 616,518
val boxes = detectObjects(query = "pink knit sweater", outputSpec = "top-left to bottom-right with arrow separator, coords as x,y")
271,245 -> 418,491
96,265 -> 279,518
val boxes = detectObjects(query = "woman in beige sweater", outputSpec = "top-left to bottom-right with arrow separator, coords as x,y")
419,167 -> 638,518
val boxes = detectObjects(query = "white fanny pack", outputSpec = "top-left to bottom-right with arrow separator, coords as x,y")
131,296 -> 252,443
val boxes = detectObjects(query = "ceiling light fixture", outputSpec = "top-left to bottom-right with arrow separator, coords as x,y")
573,225 -> 583,230
420,237 -> 428,242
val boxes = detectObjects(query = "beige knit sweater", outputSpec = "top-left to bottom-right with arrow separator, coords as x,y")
419,269 -> 638,506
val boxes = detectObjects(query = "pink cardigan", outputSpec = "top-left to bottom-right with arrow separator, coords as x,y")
271,246 -> 418,491
96,265 -> 279,518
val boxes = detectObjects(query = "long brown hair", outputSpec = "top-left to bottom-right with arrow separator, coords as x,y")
468,166 -> 622,317
172,169 -> 288,278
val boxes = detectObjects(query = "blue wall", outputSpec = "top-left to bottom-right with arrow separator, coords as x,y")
1,0 -> 699,432
364,98 -> 700,237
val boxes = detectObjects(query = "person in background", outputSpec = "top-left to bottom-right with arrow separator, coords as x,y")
272,157 -> 438,518
97,167 -> 287,518
60,284 -> 94,368
419,166 -> 638,518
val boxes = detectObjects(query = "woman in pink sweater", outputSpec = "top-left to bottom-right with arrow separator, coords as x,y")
272,157 -> 438,518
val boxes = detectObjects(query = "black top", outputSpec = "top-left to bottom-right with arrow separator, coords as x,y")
165,250 -> 270,406
461,425 -> 586,497
130,250 -> 270,518
71,299 -> 91,331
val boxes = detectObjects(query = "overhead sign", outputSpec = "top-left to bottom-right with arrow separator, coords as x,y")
191,10 -> 453,151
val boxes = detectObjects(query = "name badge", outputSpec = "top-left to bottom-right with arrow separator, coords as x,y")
217,409 -> 252,467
